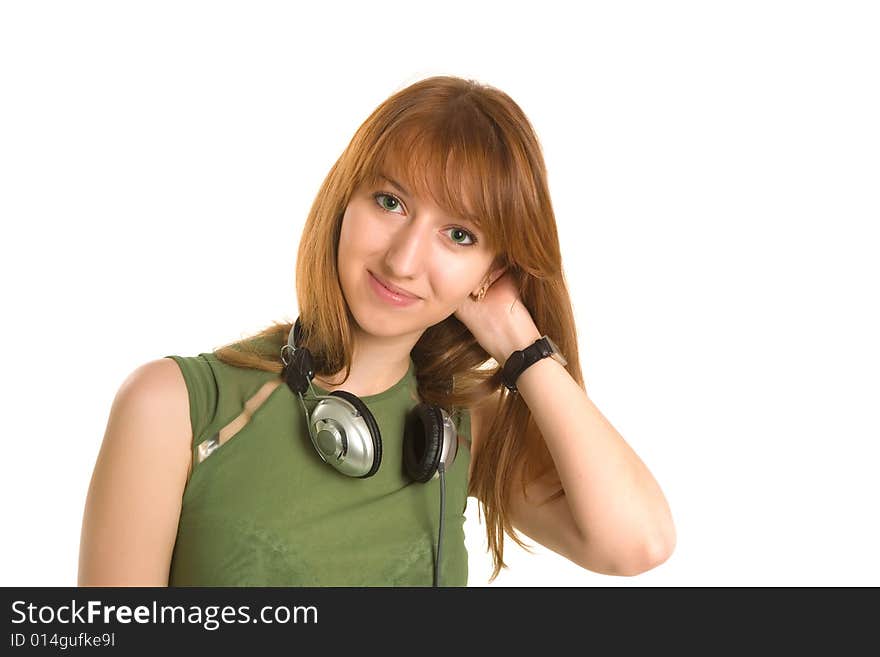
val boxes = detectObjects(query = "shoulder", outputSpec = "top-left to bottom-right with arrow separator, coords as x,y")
119,358 -> 190,409
113,357 -> 190,435
109,358 -> 193,466
90,358 -> 193,513
111,357 -> 193,469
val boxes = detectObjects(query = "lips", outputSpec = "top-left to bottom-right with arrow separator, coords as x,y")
369,271 -> 420,299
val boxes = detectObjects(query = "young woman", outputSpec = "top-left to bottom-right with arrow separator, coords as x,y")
78,75 -> 676,586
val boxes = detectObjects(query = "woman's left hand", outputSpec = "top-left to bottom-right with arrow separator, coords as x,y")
453,269 -> 543,363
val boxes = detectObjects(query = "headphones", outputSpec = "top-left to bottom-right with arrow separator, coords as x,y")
280,316 -> 459,480
279,316 -> 459,586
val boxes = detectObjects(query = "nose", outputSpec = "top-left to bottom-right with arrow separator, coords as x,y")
383,214 -> 433,278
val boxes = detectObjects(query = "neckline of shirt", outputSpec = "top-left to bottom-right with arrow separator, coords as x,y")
310,355 -> 415,404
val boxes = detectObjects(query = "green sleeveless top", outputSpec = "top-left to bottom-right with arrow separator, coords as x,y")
163,347 -> 472,587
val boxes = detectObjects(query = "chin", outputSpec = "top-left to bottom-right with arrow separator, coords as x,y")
353,302 -> 435,340
348,300 -> 403,335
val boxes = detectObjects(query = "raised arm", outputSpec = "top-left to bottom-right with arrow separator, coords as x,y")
456,270 -> 676,577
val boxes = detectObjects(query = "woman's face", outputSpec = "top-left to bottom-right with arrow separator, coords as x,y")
337,175 -> 501,339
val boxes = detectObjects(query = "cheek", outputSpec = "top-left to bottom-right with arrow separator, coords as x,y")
429,266 -> 482,304
340,211 -> 384,257
337,214 -> 364,268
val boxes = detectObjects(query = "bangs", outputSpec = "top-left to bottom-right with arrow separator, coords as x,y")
360,115 -> 509,252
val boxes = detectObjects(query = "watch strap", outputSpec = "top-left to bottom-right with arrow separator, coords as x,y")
501,336 -> 554,393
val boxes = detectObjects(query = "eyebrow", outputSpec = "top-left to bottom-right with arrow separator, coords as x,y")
378,174 -> 411,198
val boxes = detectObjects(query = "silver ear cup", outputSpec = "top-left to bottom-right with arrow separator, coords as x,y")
428,408 -> 457,481
307,394 -> 382,477
435,409 -> 458,476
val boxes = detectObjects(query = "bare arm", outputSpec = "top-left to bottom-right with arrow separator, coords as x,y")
77,358 -> 192,586
508,351 -> 676,576
469,367 -> 675,577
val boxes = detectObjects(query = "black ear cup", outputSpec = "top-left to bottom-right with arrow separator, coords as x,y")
327,390 -> 383,478
284,346 -> 313,395
403,403 -> 445,483
293,316 -> 304,344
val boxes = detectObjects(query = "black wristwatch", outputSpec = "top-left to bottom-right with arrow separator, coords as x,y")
501,336 -> 567,393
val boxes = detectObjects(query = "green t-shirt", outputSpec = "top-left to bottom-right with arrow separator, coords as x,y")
163,348 -> 472,586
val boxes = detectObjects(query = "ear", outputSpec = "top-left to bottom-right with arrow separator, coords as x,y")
489,264 -> 508,284
471,263 -> 509,297
490,254 -> 509,278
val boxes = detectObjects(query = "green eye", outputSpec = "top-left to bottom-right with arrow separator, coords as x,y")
376,193 -> 402,212
373,191 -> 479,248
447,228 -> 476,246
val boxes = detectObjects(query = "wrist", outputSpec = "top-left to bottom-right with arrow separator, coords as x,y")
499,332 -> 568,394
496,327 -> 542,364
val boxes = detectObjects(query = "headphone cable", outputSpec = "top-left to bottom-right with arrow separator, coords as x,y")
434,463 -> 446,587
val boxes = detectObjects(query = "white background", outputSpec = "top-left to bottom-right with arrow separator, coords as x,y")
2,1 -> 877,587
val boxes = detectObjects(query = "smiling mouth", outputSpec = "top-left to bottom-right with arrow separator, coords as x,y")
369,271 -> 420,299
